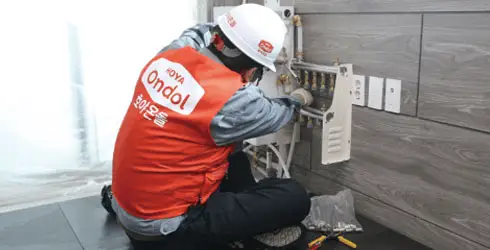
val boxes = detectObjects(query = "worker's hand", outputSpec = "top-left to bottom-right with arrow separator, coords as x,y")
290,88 -> 314,106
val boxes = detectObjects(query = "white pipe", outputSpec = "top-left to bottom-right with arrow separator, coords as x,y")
300,109 -> 323,120
267,144 -> 291,178
285,122 -> 299,169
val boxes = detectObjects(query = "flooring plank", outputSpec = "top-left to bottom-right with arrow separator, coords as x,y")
291,167 -> 488,250
419,14 -> 490,133
0,204 -> 83,250
302,14 -> 421,115
309,106 -> 490,248
59,196 -> 131,250
295,0 -> 490,13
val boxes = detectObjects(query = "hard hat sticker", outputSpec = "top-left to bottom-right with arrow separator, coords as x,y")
226,13 -> 236,27
258,40 -> 274,56
141,58 -> 205,115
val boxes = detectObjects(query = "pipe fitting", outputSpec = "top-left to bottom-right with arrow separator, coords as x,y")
303,70 -> 310,89
311,72 -> 318,91
278,74 -> 289,84
293,15 -> 302,26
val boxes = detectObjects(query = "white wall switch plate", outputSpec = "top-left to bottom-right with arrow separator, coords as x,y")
384,78 -> 402,113
352,75 -> 365,106
368,76 -> 384,110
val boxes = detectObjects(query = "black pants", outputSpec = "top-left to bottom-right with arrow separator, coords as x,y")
128,151 -> 311,250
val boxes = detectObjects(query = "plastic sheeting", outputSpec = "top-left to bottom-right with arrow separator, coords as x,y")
0,0 -> 198,212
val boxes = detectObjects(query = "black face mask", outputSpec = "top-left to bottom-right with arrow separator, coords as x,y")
207,25 -> 262,75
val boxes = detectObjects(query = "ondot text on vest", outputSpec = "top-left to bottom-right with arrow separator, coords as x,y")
141,58 -> 205,115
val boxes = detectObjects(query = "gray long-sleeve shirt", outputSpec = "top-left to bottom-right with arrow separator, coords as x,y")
112,23 -> 301,237
160,23 -> 301,146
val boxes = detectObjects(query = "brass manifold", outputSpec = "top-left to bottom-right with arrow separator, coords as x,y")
293,65 -> 340,129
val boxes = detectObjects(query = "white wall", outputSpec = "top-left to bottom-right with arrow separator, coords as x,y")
72,0 -> 198,162
0,1 -> 78,176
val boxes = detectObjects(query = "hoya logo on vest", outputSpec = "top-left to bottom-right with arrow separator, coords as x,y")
141,58 -> 205,115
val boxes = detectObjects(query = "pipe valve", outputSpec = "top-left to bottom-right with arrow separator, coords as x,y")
311,72 -> 318,91
303,70 -> 310,89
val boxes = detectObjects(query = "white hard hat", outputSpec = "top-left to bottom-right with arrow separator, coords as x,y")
217,3 -> 287,72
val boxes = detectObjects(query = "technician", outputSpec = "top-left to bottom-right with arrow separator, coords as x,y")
101,3 -> 314,250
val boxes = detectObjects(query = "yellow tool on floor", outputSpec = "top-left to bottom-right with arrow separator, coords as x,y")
308,235 -> 327,248
338,235 -> 357,249
308,234 -> 358,249
308,235 -> 327,250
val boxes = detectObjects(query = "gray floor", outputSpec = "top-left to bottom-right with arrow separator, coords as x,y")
0,195 -> 130,250
0,194 -> 433,250
0,162 -> 112,214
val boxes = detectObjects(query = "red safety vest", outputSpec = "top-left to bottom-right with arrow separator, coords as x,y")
112,46 -> 244,220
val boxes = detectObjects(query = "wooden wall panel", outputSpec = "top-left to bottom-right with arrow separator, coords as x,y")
419,14 -> 490,133
291,167 -> 489,250
291,128 -> 312,170
302,14 -> 421,115
309,106 -> 490,248
295,0 -> 490,13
